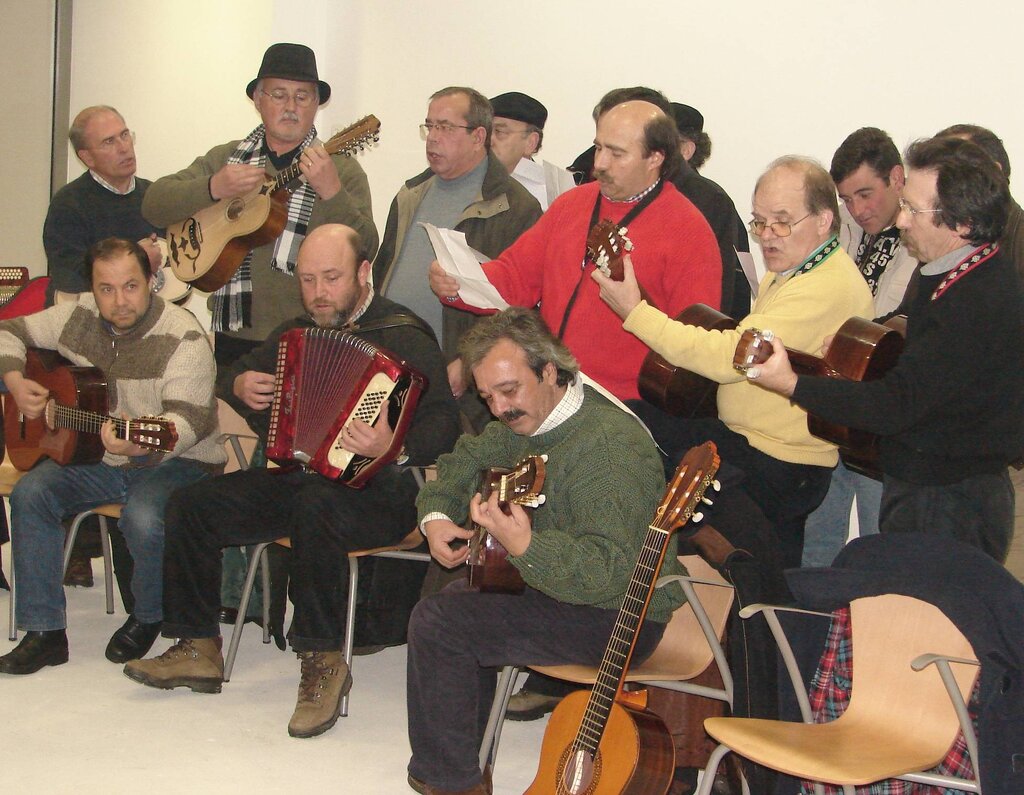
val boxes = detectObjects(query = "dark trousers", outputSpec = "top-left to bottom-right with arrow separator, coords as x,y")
406,581 -> 666,791
880,469 -> 1015,562
161,465 -> 418,651
630,406 -> 831,569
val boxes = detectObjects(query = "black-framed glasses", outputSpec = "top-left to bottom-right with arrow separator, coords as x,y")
748,213 -> 811,238
419,122 -> 475,139
898,197 -> 942,216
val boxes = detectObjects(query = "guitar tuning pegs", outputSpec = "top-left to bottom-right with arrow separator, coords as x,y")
692,511 -> 704,523
535,494 -> 547,506
541,454 -> 549,462
701,496 -> 714,505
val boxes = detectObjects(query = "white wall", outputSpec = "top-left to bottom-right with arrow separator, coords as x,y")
36,0 -> 1024,279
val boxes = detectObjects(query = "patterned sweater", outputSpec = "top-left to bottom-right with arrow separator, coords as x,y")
0,295 -> 224,469
417,386 -> 685,623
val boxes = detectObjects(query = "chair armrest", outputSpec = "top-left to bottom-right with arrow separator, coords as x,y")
737,603 -> 832,723
218,431 -> 259,471
911,653 -> 981,773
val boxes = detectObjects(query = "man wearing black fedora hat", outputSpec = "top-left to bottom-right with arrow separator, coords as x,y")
143,42 -> 378,367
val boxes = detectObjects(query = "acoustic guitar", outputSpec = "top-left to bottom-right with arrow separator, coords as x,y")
165,114 -> 381,292
733,317 -> 904,476
466,455 -> 546,594
587,220 -> 634,281
527,442 -> 721,795
3,349 -> 177,471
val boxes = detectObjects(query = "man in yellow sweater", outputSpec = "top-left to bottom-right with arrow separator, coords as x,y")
594,156 -> 873,567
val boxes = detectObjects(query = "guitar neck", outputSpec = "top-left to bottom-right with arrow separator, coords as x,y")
50,403 -> 132,440
570,523 -> 672,756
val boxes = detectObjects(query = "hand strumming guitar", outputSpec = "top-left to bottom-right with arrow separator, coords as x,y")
591,253 -> 643,320
209,163 -> 265,201
423,518 -> 474,568
3,370 -> 48,420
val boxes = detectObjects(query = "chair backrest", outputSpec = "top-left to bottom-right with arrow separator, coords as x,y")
842,593 -> 978,773
626,554 -> 734,681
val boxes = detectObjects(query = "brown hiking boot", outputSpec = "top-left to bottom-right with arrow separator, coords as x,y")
122,637 -> 224,694
287,650 -> 352,738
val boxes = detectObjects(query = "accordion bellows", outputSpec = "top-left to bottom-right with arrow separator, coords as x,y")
266,327 -> 427,487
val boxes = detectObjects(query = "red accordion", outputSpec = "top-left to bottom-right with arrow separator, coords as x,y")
266,327 -> 427,487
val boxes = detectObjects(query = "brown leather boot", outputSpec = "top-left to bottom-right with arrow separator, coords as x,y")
287,651 -> 352,738
123,637 -> 224,693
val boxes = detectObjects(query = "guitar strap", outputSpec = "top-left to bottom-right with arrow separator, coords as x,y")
556,180 -> 663,339
343,312 -> 439,345
930,243 -> 998,301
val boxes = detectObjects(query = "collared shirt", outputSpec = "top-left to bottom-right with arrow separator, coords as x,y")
420,372 -> 584,532
90,170 -> 136,195
920,244 -> 975,276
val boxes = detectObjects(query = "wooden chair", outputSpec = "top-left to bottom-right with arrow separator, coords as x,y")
478,555 -> 739,780
695,593 -> 981,795
2,464 -> 24,641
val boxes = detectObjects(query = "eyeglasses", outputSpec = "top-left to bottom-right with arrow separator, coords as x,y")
94,129 -> 135,151
260,88 -> 317,107
748,213 -> 811,238
898,197 -> 942,216
492,126 -> 533,142
419,122 -> 476,139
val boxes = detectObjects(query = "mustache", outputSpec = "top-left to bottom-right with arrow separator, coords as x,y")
500,409 -> 526,424
281,111 -> 300,122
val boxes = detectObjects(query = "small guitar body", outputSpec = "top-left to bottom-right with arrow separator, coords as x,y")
637,304 -> 737,418
3,349 -> 177,471
466,455 -> 546,594
526,691 -> 675,795
165,115 -> 381,293
5,349 -> 107,470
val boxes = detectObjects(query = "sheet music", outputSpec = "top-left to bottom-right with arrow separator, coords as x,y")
420,223 -> 509,310
511,158 -> 576,210
736,247 -> 761,294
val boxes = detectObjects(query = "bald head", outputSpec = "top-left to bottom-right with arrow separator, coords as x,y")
593,101 -> 681,199
295,224 -> 371,327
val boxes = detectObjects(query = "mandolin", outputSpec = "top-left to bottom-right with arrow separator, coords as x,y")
466,455 -> 546,594
4,349 -> 177,471
165,115 -> 381,292
527,442 -> 721,795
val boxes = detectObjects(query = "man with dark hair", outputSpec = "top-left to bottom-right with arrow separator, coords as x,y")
143,43 -> 378,368
936,123 -> 1024,272
750,137 -> 1024,562
0,237 -> 225,675
488,91 -> 572,212
800,128 -> 920,567
125,224 -> 460,740
405,307 -> 682,795
373,86 -> 542,422
594,156 -> 873,570
430,98 -> 721,407
671,102 -> 713,172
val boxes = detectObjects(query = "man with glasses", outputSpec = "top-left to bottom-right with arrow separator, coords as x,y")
799,128 -> 920,567
43,106 -> 162,308
142,43 -> 377,368
373,86 -> 542,421
489,91 -> 572,210
747,138 -> 1024,562
593,156 -> 873,568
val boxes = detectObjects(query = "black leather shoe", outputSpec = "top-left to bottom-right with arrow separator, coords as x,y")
218,606 -> 262,626
0,630 -> 69,674
105,616 -> 162,663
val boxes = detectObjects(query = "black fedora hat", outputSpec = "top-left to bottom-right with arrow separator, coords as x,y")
246,43 -> 331,104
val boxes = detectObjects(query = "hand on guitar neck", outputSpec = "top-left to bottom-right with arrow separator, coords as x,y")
469,488 -> 533,557
591,253 -> 647,319
101,415 -> 153,457
738,331 -> 804,397
587,217 -> 654,316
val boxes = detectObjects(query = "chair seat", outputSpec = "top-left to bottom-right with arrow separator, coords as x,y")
90,503 -> 123,519
347,528 -> 424,559
704,715 -> 959,786
0,464 -> 24,494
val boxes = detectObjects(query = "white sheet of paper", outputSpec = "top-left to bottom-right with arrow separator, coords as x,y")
736,248 -> 760,294
512,158 -> 576,210
420,223 -> 509,310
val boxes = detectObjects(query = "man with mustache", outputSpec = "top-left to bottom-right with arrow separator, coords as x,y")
142,43 -> 377,368
373,86 -> 542,424
405,307 -> 684,795
800,128 -> 920,567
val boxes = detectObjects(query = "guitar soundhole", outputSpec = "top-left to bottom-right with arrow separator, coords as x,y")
556,747 -> 600,795
226,198 -> 245,222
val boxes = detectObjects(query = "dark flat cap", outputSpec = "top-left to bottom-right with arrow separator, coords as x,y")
490,92 -> 547,129
247,43 -> 331,104
670,102 -> 704,132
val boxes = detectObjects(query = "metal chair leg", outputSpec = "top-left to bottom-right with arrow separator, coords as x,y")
98,516 -> 114,614
224,541 -> 271,682
341,555 -> 360,718
479,665 -> 520,774
7,539 -> 16,641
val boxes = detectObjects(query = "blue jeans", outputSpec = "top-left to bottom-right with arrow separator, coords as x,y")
10,457 -> 210,630
801,461 -> 882,567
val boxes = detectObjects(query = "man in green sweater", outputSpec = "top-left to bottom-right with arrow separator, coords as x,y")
405,307 -> 684,795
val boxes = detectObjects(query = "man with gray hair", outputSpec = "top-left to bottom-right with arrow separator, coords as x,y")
43,105 -> 162,307
594,156 -> 873,568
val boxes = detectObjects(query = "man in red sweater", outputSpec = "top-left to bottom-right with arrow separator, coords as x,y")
430,98 -> 721,404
